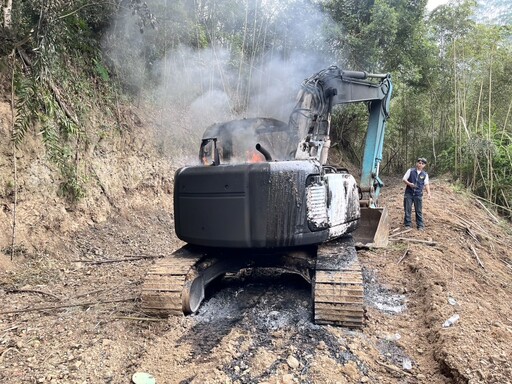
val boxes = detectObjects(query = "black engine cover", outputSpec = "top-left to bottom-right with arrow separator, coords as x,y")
174,160 -> 329,248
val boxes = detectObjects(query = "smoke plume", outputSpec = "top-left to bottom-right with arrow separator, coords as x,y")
103,0 -> 340,161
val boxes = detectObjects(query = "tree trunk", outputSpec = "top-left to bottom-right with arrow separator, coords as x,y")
3,0 -> 13,29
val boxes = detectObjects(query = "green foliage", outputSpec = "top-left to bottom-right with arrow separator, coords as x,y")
322,0 -> 428,73
5,0 -> 128,203
464,127 -> 512,217
408,0 -> 511,218
321,0 -> 512,218
12,73 -> 37,147
14,68 -> 87,202
330,104 -> 369,166
58,162 -> 87,202
94,58 -> 110,81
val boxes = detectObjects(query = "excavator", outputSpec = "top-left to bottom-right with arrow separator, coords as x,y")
141,66 -> 393,327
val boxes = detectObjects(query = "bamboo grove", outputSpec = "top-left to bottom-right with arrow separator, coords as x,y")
1,0 -> 511,217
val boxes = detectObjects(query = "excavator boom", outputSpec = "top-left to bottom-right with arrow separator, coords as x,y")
291,66 -> 392,207
290,66 -> 393,246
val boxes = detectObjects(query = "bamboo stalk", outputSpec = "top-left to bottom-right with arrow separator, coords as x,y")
474,199 -> 499,224
501,190 -> 510,210
452,213 -> 491,239
2,0 -> 12,29
9,50 -> 17,261
501,96 -> 512,141
473,195 -> 512,214
488,59 -> 493,194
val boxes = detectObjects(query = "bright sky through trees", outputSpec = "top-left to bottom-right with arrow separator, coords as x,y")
427,0 -> 450,11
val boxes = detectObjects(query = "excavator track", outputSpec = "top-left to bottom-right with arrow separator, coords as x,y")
313,236 -> 364,328
141,239 -> 364,328
141,246 -> 204,316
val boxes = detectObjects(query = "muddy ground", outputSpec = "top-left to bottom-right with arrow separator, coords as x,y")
1,171 -> 511,384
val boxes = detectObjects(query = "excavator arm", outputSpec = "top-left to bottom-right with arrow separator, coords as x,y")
290,66 -> 393,208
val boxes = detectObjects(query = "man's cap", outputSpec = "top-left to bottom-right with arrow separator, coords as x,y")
417,157 -> 427,164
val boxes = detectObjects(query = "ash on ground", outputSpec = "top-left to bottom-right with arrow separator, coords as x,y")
182,268 -> 366,382
363,268 -> 407,314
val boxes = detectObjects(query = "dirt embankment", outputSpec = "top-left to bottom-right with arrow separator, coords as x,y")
0,100 -> 511,384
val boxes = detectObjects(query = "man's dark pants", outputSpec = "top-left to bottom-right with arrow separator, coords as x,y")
403,192 -> 424,229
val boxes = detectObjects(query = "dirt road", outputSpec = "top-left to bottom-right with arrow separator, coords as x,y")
1,177 -> 511,384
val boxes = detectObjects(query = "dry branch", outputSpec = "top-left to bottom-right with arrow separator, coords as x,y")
376,360 -> 412,376
458,214 -> 492,239
48,81 -> 79,125
473,194 -> 512,216
389,228 -> 413,238
389,238 -> 437,246
72,282 -> 137,299
469,245 -> 485,269
397,247 -> 410,264
72,255 -> 165,264
72,288 -> 110,299
464,226 -> 479,242
475,199 -> 499,224
452,213 -> 493,244
0,347 -> 20,362
6,288 -> 60,301
115,316 -> 166,322
0,325 -> 19,333
0,298 -> 136,315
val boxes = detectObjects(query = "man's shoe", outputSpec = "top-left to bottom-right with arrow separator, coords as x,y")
418,227 -> 425,232
404,226 -> 412,229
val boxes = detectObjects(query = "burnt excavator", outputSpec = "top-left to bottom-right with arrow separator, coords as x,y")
141,66 -> 393,327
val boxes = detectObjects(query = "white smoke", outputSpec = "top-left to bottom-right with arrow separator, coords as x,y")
102,0 -> 341,157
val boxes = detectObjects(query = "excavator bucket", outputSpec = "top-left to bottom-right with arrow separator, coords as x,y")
353,206 -> 389,248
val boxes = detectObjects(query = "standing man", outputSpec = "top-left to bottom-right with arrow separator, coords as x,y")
403,157 -> 431,231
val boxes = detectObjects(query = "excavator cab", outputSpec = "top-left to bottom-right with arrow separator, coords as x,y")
199,118 -> 297,165
195,116 -> 390,248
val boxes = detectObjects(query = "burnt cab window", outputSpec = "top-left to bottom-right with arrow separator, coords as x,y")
199,118 -> 298,165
